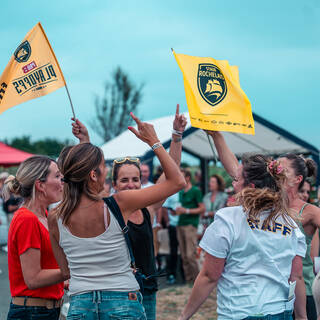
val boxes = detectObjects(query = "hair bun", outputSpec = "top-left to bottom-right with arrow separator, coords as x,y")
5,175 -> 21,194
2,175 -> 21,201
305,158 -> 317,179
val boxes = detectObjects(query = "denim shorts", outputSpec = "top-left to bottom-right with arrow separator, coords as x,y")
242,310 -> 293,320
7,302 -> 60,320
67,290 -> 146,320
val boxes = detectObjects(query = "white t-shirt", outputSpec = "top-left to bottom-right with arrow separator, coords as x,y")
141,181 -> 154,189
163,193 -> 180,227
200,205 -> 306,319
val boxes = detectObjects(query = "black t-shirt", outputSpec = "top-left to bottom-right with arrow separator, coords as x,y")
128,208 -> 158,294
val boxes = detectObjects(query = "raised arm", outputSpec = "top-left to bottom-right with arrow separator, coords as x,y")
114,113 -> 186,222
71,118 -> 90,143
206,131 -> 239,179
150,104 -> 187,213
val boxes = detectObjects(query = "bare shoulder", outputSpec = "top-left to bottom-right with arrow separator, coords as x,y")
304,203 -> 320,223
308,203 -> 320,215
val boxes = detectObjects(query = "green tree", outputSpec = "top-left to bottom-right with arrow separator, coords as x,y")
90,66 -> 143,142
5,136 -> 72,159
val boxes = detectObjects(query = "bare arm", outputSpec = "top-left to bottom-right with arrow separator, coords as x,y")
20,248 -> 67,290
175,202 -> 206,215
114,113 -> 186,222
179,253 -> 225,320
150,104 -> 187,213
47,211 -> 70,281
206,131 -> 239,179
311,228 -> 319,263
291,255 -> 307,320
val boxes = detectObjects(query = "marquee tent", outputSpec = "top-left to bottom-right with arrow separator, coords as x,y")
0,142 -> 33,167
101,112 -> 320,190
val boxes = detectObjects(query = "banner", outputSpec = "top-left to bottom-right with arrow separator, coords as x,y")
0,22 -> 66,115
173,51 -> 254,135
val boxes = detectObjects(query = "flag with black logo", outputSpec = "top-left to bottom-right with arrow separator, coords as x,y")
173,50 -> 254,135
0,22 -> 66,115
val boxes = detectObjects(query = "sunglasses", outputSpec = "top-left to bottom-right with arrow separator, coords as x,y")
113,157 -> 140,165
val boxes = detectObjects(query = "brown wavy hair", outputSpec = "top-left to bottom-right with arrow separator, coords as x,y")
56,143 -> 104,225
236,154 -> 295,228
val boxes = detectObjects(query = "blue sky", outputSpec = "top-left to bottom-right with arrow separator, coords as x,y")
0,0 -> 319,149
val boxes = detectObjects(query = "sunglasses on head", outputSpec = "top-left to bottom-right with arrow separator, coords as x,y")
113,157 -> 140,165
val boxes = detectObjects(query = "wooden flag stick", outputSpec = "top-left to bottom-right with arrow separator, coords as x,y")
65,84 -> 76,119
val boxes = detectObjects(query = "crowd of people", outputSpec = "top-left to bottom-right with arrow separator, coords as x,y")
0,106 -> 319,320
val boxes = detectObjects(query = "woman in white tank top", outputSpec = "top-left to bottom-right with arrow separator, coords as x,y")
48,113 -> 186,320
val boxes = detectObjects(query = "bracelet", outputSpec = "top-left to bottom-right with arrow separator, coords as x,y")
172,129 -> 183,136
151,142 -> 162,151
186,208 -> 190,214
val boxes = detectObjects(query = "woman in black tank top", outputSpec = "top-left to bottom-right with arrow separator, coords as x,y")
111,105 -> 187,320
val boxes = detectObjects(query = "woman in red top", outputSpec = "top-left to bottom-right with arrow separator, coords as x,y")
3,155 -> 68,320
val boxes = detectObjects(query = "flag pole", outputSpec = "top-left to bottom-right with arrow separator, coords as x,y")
206,132 -> 218,163
65,84 -> 76,119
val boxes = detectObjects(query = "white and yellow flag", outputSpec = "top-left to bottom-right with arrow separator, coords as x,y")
173,50 -> 255,135
0,22 -> 66,115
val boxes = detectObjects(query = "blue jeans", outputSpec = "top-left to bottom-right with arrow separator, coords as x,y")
142,292 -> 156,320
67,291 -> 146,320
7,302 -> 60,320
243,310 -> 293,320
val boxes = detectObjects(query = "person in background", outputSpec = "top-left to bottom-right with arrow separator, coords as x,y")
141,164 -> 154,188
179,156 -> 306,320
3,156 -> 67,320
201,174 -> 228,232
162,192 -> 181,285
175,169 -> 205,283
100,177 -> 112,198
299,180 -> 312,203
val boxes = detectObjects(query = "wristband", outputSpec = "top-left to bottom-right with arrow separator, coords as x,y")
151,142 -> 162,151
172,129 -> 183,136
186,208 -> 190,214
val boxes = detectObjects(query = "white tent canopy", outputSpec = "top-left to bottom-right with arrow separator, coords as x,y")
101,112 -> 319,161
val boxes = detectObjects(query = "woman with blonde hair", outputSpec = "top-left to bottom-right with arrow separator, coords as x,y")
48,113 -> 186,319
3,156 -> 67,320
179,155 -> 306,320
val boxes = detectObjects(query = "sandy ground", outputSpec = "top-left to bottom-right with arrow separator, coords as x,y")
156,284 -> 217,320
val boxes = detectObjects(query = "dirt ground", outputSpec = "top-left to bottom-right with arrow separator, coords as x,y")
156,284 -> 217,320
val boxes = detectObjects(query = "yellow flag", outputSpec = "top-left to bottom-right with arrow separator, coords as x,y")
0,22 -> 66,115
173,51 -> 254,135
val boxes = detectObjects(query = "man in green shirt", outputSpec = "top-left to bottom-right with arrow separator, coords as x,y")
176,169 -> 205,282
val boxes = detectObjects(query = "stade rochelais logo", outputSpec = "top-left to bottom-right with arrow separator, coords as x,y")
197,63 -> 227,107
14,41 -> 31,63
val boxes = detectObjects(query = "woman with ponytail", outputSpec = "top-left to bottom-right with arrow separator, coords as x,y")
48,113 -> 186,320
3,156 -> 67,320
278,154 -> 320,320
179,146 -> 307,318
